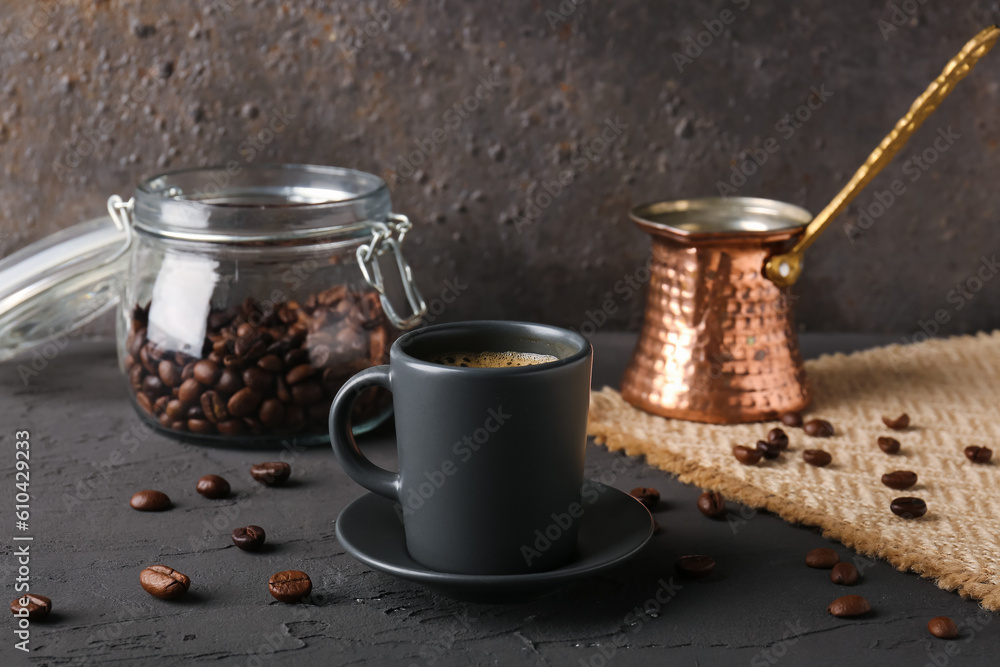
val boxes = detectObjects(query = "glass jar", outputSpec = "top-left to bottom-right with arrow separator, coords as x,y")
110,164 -> 426,445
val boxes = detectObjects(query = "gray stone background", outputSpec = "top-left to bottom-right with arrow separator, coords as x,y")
2,0 -> 1000,336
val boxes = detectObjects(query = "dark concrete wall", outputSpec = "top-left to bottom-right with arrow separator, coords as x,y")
2,0 -> 1000,337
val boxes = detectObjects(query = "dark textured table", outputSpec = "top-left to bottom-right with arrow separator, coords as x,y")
2,333 -> 996,666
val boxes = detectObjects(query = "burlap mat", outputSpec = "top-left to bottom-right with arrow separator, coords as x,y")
589,332 -> 1000,610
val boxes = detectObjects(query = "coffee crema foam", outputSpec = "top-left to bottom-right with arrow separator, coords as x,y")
428,351 -> 558,368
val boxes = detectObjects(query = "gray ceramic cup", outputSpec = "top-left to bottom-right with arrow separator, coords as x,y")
329,321 -> 593,575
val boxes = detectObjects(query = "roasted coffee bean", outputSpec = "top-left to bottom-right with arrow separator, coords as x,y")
827,594 -> 871,617
244,416 -> 264,434
128,329 -> 146,358
216,419 -> 246,436
882,413 -> 910,430
830,562 -> 860,585
268,570 -> 312,603
10,594 -> 51,620
964,446 -> 993,463
805,547 -> 839,569
259,398 -> 286,428
675,555 -> 715,579
223,354 -> 244,369
242,366 -> 273,392
154,395 -> 170,414
216,368 -> 244,394
200,390 -> 228,422
232,525 -> 266,551
285,405 -> 306,432
250,461 -> 291,486
697,491 -> 726,519
196,474 -> 230,499
629,487 -> 660,509
803,419 -> 834,437
284,348 -> 309,367
928,616 -> 959,639
140,565 -> 190,600
237,322 -> 257,339
142,374 -> 167,397
732,445 -> 763,465
890,496 -> 927,519
291,381 -> 323,406
193,359 -> 221,385
177,378 -> 202,404
187,404 -> 205,419
181,362 -> 196,380
130,490 -> 171,511
780,411 -> 803,427
129,363 -> 145,389
258,354 -> 283,373
285,364 -> 316,385
878,436 -> 901,454
766,428 -> 789,450
881,470 -> 918,490
756,440 -> 782,460
188,419 -> 215,434
135,391 -> 154,414
803,449 -> 832,467
165,399 -> 187,420
228,387 -> 263,417
140,346 -> 158,373
158,360 -> 182,387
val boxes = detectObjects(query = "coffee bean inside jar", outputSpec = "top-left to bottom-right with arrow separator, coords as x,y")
124,290 -> 394,441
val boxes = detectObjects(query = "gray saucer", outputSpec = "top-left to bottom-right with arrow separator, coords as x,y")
334,481 -> 654,603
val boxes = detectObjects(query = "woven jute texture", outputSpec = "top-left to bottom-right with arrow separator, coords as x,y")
589,332 -> 1000,609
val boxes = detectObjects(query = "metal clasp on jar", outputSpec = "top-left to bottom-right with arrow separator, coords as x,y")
356,213 -> 427,330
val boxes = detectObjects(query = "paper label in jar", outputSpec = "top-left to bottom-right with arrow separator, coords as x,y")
147,252 -> 219,355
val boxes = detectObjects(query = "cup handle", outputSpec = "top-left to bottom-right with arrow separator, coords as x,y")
328,365 -> 400,501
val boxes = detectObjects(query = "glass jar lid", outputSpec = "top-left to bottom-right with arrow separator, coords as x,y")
132,163 -> 392,244
0,214 -> 128,361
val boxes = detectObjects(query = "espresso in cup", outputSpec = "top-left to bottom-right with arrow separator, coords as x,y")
330,321 -> 593,575
427,350 -> 558,368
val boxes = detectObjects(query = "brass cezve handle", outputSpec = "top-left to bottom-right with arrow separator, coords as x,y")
765,25 -> 1000,287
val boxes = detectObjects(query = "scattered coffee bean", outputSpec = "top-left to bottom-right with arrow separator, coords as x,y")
130,490 -> 171,511
675,555 -> 715,579
766,428 -> 789,450
803,449 -> 832,467
881,470 -> 918,490
756,440 -> 782,460
878,436 -> 901,454
232,525 -> 267,552
196,474 -> 231,499
803,419 -> 834,437
733,445 -> 763,465
830,562 -> 860,585
9,594 -> 51,620
780,411 -> 803,427
890,496 -> 927,519
928,616 -> 959,639
805,547 -> 839,569
250,462 -> 291,486
964,446 -> 993,463
629,487 -> 660,509
140,565 -> 190,600
827,594 -> 871,617
882,413 -> 910,430
268,570 -> 312,603
697,491 -> 726,519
